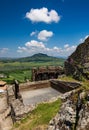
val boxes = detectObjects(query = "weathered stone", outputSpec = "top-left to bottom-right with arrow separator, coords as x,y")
32,66 -> 64,81
48,99 -> 76,130
65,36 -> 89,80
11,99 -> 35,121
77,101 -> 89,130
0,92 -> 13,130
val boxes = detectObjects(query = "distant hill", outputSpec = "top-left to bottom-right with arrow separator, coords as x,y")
18,53 -> 65,63
0,53 -> 65,63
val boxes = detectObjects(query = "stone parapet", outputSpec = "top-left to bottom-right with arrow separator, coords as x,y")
19,80 -> 50,91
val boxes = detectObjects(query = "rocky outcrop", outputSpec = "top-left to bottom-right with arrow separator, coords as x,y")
48,91 -> 89,130
77,102 -> 89,130
48,100 -> 76,130
65,37 -> 89,80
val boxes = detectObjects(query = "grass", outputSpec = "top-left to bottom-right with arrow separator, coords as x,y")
0,60 -> 64,83
59,75 -> 79,82
12,99 -> 61,130
80,79 -> 89,90
0,60 -> 64,71
59,75 -> 89,91
0,70 -> 32,84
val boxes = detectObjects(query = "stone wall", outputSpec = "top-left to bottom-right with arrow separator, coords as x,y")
50,80 -> 81,93
7,85 -> 35,122
0,79 -> 82,130
19,80 -> 50,91
32,66 -> 64,81
0,92 -> 13,130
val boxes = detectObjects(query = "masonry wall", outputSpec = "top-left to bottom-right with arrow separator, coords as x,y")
19,80 -> 50,91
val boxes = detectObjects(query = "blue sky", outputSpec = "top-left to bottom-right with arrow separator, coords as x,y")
0,0 -> 89,57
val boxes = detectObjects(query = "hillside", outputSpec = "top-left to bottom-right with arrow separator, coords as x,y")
70,37 -> 89,65
14,53 -> 65,63
0,53 -> 65,63
65,36 -> 89,79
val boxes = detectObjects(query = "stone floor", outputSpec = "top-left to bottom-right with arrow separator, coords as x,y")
21,87 -> 62,105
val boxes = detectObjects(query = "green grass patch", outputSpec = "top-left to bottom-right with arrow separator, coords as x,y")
0,70 -> 32,84
81,79 -> 89,90
12,99 -> 61,130
0,59 -> 64,83
59,75 -> 89,91
59,75 -> 78,82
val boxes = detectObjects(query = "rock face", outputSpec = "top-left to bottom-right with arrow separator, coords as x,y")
77,102 -> 89,130
48,100 -> 76,130
48,90 -> 89,130
65,37 -> 89,79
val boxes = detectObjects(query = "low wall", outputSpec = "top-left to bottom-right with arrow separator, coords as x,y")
19,80 -> 50,91
4,79 -> 81,127
19,79 -> 81,93
0,92 -> 13,130
7,85 -> 35,122
50,80 -> 81,93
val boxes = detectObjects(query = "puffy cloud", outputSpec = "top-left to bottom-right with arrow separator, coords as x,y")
38,30 -> 53,41
17,40 -> 77,57
25,40 -> 45,48
26,7 -> 60,23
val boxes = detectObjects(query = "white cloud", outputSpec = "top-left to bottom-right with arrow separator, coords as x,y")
0,48 -> 9,54
30,31 -> 37,36
38,30 -> 53,41
85,35 -> 89,40
26,7 -> 60,24
17,40 -> 77,57
64,44 -> 69,48
25,40 -> 45,48
79,35 -> 89,43
53,46 -> 59,50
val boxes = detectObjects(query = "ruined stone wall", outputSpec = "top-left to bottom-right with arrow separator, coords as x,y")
19,80 -> 50,91
50,80 -> 81,93
32,66 -> 64,81
0,79 -> 83,130
7,85 -> 35,122
0,92 -> 13,130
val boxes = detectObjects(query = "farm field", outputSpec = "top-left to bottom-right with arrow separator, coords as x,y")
0,58 -> 65,83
